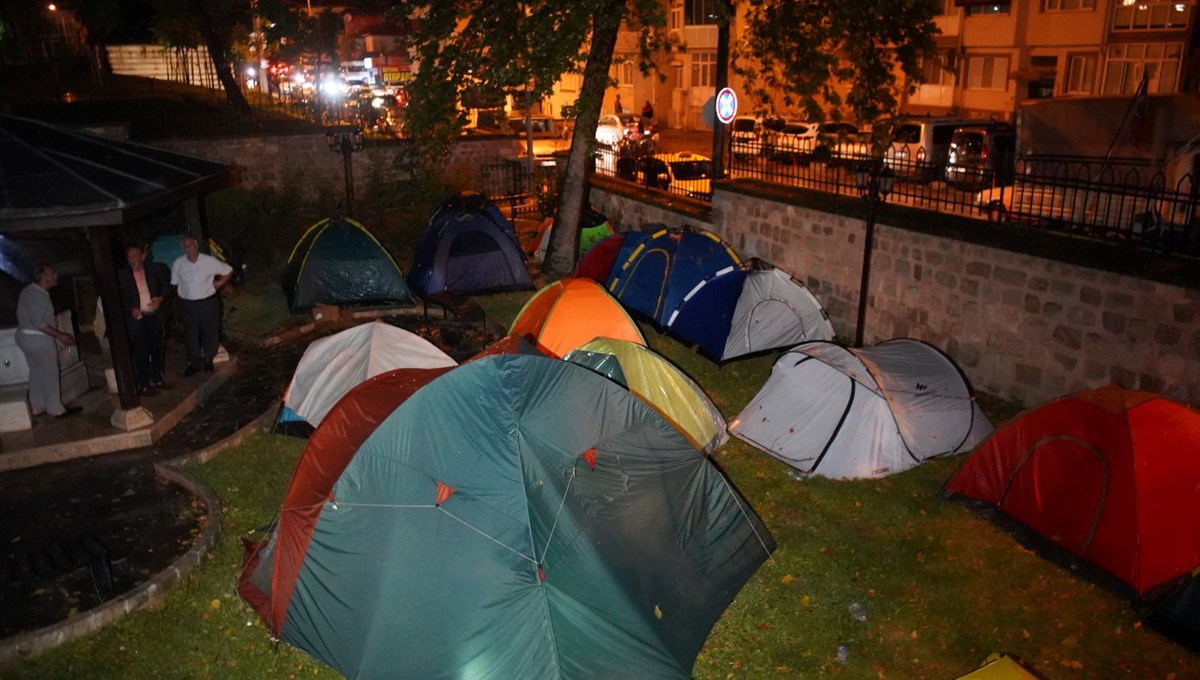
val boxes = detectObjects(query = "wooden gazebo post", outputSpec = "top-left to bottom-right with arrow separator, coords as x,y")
87,224 -> 150,430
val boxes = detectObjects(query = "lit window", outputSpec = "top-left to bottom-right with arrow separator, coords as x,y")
684,0 -> 720,25
965,3 -> 1011,15
920,50 -> 957,86
1065,54 -> 1098,93
1111,0 -> 1191,30
966,55 -> 1010,90
1103,42 -> 1182,93
691,52 -> 716,89
1045,0 -> 1096,9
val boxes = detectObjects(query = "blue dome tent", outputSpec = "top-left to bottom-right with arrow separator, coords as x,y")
409,193 -> 533,296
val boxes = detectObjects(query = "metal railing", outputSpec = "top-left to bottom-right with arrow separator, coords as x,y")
593,136 -> 1200,259
477,160 -> 557,218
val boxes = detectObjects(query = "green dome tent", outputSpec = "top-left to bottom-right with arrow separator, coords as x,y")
282,217 -> 415,312
238,354 -> 773,679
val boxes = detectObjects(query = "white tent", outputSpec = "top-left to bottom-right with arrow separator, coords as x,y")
729,339 -> 992,479
722,268 -> 835,359
281,321 -> 457,428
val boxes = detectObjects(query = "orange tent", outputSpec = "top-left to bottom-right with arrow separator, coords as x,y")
947,385 -> 1200,594
510,278 -> 645,358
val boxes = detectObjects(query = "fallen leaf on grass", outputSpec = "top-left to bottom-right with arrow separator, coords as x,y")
210,599 -> 222,611
780,574 -> 795,585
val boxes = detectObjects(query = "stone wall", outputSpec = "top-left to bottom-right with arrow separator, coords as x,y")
588,177 -> 1200,407
156,133 -> 519,195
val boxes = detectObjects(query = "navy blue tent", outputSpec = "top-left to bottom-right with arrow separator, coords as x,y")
663,266 -> 746,357
608,225 -> 741,325
409,194 -> 533,296
282,218 -> 415,313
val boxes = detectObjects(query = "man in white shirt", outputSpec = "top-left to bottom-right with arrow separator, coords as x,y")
171,235 -> 233,376
15,265 -> 80,418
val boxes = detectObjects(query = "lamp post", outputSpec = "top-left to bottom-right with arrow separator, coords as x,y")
325,125 -> 364,217
852,161 -> 895,348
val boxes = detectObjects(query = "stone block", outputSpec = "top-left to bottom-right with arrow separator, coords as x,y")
1052,325 -> 1082,350
1050,280 -> 1077,297
960,278 -> 979,296
935,271 -> 957,289
1053,352 -> 1078,371
1024,294 -> 1041,314
1015,364 -> 1041,386
1174,303 -> 1198,324
965,261 -> 991,277
1042,301 -> 1063,318
1066,307 -> 1096,327
1101,312 -> 1127,335
994,266 -> 1028,287
1028,277 -> 1049,292
1084,359 -> 1107,380
1155,323 -> 1182,347
1138,373 -> 1165,393
1110,365 -> 1136,389
1079,286 -> 1102,306
1105,291 -> 1135,310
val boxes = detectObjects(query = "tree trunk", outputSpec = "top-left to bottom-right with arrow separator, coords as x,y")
544,4 -> 624,278
195,9 -> 253,122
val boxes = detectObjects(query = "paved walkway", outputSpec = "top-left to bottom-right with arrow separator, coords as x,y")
0,313 -> 498,640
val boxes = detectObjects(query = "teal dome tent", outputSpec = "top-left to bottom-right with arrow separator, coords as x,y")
239,354 -> 774,679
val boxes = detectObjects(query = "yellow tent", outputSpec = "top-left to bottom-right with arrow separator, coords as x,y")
565,337 -> 727,453
956,654 -> 1042,680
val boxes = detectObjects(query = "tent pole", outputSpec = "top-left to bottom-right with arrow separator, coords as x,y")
184,196 -> 211,254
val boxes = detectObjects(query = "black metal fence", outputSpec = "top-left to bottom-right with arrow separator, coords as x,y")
593,138 -> 1200,259
477,160 -> 557,219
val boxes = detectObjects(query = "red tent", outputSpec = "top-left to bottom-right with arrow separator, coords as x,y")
946,385 -> 1200,594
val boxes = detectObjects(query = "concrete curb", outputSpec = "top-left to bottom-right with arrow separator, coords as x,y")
0,467 -> 221,668
0,402 -> 280,669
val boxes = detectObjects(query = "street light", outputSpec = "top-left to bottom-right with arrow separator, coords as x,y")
325,125 -> 364,217
852,161 -> 895,348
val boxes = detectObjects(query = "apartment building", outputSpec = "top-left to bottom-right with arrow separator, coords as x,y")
907,0 -> 1196,121
539,0 -> 1196,131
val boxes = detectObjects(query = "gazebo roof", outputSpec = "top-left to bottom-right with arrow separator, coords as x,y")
0,114 -> 236,231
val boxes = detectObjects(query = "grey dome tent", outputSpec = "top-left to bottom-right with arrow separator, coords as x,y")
730,339 -> 993,479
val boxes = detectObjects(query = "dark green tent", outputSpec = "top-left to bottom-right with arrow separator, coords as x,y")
239,354 -> 774,679
282,217 -> 415,312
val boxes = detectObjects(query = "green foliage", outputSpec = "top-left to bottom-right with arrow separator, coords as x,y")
735,0 -> 941,125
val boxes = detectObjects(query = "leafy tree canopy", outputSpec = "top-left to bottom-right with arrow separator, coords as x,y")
735,0 -> 941,126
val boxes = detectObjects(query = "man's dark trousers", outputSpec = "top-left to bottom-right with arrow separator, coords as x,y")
181,296 -> 220,369
129,311 -> 165,388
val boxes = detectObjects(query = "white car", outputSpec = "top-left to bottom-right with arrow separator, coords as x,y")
730,116 -> 761,159
596,113 -> 645,148
767,123 -> 820,164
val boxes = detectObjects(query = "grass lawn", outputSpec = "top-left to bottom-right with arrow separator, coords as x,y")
5,291 -> 1197,680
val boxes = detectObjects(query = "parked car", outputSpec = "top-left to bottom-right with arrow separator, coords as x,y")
639,152 -> 713,199
730,116 -> 762,160
812,122 -> 861,164
510,115 -> 570,164
880,116 -> 970,182
596,113 -> 651,147
944,123 -> 1017,189
766,122 -> 819,164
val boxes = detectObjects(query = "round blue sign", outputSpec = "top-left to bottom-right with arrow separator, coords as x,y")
716,87 -> 738,125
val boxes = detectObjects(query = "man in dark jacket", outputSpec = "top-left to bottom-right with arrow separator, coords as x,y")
117,244 -> 171,394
